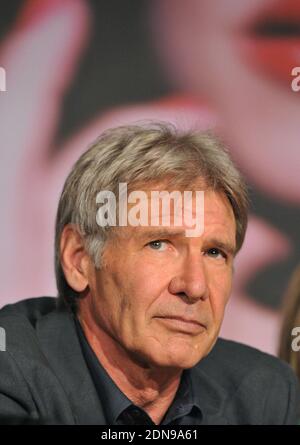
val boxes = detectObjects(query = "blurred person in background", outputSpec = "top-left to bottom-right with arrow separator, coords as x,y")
279,264 -> 300,383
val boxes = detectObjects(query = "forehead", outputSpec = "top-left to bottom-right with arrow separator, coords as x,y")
115,183 -> 236,247
127,179 -> 234,217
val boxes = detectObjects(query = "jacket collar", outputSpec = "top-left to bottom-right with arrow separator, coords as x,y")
36,304 -> 106,424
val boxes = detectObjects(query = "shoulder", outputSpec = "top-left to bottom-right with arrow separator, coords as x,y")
202,337 -> 294,379
194,338 -> 300,424
0,296 -> 64,380
0,297 -> 76,424
198,337 -> 297,392
0,297 -> 57,423
0,296 -> 58,325
0,296 -> 62,361
0,296 -> 70,356
0,296 -> 67,342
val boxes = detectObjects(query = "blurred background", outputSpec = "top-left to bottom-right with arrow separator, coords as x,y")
0,0 -> 299,355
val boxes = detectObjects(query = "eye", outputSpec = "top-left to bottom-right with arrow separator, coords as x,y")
206,248 -> 227,260
147,240 -> 168,251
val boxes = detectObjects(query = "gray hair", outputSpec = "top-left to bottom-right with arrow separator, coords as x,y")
55,122 -> 249,310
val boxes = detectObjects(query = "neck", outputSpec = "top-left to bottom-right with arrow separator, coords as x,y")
77,306 -> 182,424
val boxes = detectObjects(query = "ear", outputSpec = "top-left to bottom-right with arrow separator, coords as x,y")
60,224 -> 91,293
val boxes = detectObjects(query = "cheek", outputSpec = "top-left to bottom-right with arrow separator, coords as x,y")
130,252 -> 172,290
208,266 -> 233,319
109,258 -> 171,322
126,263 -> 170,314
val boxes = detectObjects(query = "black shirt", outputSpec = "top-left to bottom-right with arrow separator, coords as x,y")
75,317 -> 203,425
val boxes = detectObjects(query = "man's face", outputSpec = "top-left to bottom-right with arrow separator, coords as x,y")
84,187 -> 236,369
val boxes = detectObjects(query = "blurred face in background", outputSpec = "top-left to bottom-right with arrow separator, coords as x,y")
151,0 -> 300,204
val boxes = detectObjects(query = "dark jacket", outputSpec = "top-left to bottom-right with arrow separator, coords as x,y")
0,297 -> 299,425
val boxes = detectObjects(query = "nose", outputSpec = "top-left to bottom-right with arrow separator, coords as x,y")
168,254 -> 209,303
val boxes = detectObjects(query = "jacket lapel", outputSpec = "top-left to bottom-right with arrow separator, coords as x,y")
36,306 -> 107,424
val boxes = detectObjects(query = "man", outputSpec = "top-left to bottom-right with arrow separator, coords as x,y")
0,123 -> 299,424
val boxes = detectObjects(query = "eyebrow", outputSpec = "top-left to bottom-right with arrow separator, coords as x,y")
136,228 -> 187,241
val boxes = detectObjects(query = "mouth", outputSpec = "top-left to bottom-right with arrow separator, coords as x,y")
154,316 -> 207,335
240,0 -> 300,85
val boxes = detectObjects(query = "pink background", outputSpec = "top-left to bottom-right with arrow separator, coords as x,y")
0,0 -> 299,355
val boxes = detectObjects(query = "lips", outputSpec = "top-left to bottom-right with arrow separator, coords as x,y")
155,316 -> 206,334
241,0 -> 300,85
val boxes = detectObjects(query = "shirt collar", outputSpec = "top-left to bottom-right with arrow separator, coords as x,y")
161,367 -> 202,424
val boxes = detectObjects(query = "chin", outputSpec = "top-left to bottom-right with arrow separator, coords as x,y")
149,344 -> 210,370
157,355 -> 204,370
